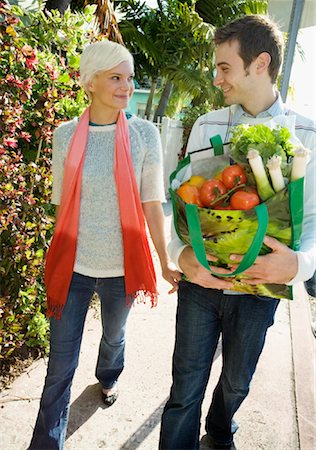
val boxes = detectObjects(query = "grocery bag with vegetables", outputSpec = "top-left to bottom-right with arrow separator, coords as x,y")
170,123 -> 310,300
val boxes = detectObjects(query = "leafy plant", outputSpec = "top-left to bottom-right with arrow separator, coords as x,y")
0,0 -> 97,362
180,101 -> 222,157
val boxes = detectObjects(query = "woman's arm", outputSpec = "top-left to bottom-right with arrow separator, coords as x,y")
142,201 -> 181,294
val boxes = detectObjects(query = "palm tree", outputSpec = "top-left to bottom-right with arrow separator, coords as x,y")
91,0 -> 123,42
118,0 -> 215,120
194,0 -> 268,26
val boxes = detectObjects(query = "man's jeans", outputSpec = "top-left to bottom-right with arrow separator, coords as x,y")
159,281 -> 279,450
29,273 -> 131,450
304,271 -> 316,297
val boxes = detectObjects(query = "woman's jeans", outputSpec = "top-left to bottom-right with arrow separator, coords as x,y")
159,281 -> 279,450
29,273 -> 131,450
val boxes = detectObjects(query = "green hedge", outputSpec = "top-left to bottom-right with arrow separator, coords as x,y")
0,1 -> 98,361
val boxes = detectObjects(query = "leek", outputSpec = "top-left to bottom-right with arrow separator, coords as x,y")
247,148 -> 275,200
291,146 -> 311,181
266,155 -> 285,192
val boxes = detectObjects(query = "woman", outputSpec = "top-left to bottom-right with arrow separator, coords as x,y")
29,40 -> 181,450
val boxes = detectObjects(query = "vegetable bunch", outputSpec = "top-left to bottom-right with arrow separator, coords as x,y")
177,165 -> 261,210
230,124 -> 310,201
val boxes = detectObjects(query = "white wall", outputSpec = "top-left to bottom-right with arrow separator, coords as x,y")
159,117 -> 184,197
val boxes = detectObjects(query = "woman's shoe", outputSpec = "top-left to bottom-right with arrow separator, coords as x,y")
101,386 -> 118,407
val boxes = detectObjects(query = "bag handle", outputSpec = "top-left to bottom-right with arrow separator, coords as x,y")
210,135 -> 224,156
185,203 -> 269,277
288,177 -> 304,251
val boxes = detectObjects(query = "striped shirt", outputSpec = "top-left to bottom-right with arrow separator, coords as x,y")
168,94 -> 316,286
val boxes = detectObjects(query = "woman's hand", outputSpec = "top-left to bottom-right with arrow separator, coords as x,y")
161,263 -> 182,294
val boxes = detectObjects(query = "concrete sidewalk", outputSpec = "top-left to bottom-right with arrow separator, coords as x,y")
0,206 -> 315,450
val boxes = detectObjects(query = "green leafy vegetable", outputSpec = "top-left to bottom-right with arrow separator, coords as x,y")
230,124 -> 294,178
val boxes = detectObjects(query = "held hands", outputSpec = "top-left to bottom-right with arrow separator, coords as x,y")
178,247 -> 234,290
229,236 -> 298,285
161,263 -> 182,294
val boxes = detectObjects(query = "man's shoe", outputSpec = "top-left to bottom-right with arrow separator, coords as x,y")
200,434 -> 236,450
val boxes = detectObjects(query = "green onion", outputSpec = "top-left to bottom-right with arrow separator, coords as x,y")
291,146 -> 311,181
266,155 -> 285,192
247,148 -> 275,200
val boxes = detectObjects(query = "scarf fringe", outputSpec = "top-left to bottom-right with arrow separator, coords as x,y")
128,289 -> 158,308
46,297 -> 65,320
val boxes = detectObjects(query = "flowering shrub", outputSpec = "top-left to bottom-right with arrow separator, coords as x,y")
0,1 -> 98,362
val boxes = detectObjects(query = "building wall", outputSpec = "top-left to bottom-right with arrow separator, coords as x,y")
127,89 -> 159,118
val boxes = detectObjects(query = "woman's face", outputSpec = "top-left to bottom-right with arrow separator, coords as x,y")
89,60 -> 135,112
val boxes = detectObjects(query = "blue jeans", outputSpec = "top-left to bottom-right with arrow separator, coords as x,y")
159,281 -> 279,450
304,271 -> 316,297
29,273 -> 131,450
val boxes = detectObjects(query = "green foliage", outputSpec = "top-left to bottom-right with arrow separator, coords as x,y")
194,0 -> 268,27
230,124 -> 294,172
180,100 -> 222,151
118,0 -> 268,119
117,0 -> 216,118
0,0 -> 96,361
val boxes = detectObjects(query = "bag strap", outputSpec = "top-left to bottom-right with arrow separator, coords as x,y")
185,202 -> 269,277
288,177 -> 304,251
169,154 -> 191,185
210,135 -> 224,156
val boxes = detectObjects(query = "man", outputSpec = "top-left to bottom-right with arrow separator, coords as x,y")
159,15 -> 315,450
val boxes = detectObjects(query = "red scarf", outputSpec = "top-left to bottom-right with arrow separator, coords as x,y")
45,108 -> 158,319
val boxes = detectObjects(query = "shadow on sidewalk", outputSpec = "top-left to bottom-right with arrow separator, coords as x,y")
66,382 -> 103,440
66,339 -> 222,447
119,399 -> 167,450
119,338 -> 223,450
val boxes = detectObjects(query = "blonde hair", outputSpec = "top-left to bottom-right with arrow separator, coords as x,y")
80,40 -> 134,97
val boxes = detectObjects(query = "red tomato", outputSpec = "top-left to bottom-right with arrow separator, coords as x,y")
222,165 -> 247,189
200,179 -> 227,207
230,190 -> 260,210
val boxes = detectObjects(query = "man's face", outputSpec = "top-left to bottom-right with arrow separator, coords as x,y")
213,40 -> 257,106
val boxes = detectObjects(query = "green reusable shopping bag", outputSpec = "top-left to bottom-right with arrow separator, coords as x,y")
169,135 -> 304,300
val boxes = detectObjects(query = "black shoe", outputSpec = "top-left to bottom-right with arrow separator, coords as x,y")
101,389 -> 118,407
200,434 -> 236,450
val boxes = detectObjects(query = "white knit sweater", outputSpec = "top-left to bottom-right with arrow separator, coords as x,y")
51,115 -> 165,278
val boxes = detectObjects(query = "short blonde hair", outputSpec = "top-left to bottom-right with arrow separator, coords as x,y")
80,40 -> 134,96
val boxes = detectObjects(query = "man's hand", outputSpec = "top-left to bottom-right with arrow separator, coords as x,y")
229,236 -> 298,285
178,247 -> 234,290
161,264 -> 182,294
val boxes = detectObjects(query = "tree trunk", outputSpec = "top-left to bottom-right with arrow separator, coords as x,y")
145,78 -> 157,119
153,80 -> 173,122
45,0 -> 71,15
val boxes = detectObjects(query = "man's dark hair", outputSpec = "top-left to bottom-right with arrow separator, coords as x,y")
214,15 -> 284,83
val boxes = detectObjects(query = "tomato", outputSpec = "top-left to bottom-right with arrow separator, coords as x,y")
186,175 -> 206,189
241,185 -> 257,193
177,184 -> 203,206
230,190 -> 260,210
222,165 -> 247,189
200,179 -> 227,207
